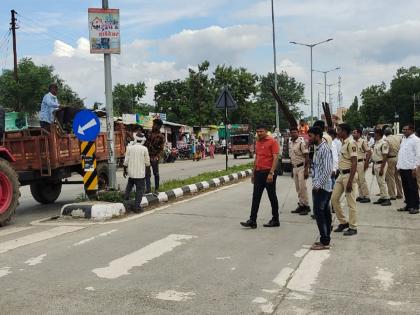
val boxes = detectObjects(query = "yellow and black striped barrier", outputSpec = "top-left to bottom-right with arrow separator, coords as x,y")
81,141 -> 98,198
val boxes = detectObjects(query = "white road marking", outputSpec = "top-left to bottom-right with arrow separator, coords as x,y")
273,267 -> 294,287
85,287 -> 95,291
0,267 -> 11,278
216,256 -> 231,260
262,289 -> 278,294
294,248 -> 309,258
252,297 -> 267,304
287,251 -> 330,293
286,292 -> 310,300
260,302 -> 274,313
155,290 -> 195,302
25,253 -> 47,266
373,267 -> 394,291
387,301 -> 403,306
230,267 -> 236,271
0,226 -> 33,237
92,234 -> 197,279
73,229 -> 117,246
0,226 -> 85,254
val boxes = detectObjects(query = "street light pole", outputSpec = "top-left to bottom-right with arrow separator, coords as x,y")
313,67 -> 340,111
289,38 -> 333,126
102,0 -> 116,190
271,0 -> 279,134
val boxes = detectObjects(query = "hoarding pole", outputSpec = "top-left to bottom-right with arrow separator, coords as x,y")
225,89 -> 228,171
102,0 -> 116,189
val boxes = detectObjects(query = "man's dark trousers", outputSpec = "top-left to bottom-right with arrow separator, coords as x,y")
125,178 -> 145,210
146,159 -> 160,192
400,169 -> 419,210
312,189 -> 332,245
250,170 -> 279,222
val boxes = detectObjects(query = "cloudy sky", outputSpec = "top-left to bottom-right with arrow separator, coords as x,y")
0,0 -> 419,116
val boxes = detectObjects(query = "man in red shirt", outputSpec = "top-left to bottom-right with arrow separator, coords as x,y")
241,125 -> 280,229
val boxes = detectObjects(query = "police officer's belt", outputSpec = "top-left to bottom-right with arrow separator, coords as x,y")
388,156 -> 397,158
374,161 -> 383,164
293,162 -> 304,168
339,169 -> 351,175
357,159 -> 365,162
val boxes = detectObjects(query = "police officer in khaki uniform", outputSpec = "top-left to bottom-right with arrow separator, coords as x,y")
353,128 -> 372,203
289,127 -> 310,215
332,124 -> 359,236
372,129 -> 392,206
384,128 -> 403,200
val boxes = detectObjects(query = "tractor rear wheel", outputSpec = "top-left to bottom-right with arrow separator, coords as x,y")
0,158 -> 20,226
30,180 -> 62,204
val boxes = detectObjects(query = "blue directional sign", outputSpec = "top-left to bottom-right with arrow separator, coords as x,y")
72,110 -> 101,142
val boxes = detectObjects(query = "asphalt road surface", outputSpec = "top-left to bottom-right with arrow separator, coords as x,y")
12,154 -> 251,226
1,170 -> 419,314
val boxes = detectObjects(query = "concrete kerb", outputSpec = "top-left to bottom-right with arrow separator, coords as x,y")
60,168 -> 253,221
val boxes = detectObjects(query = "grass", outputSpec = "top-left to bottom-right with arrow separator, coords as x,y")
76,162 -> 254,203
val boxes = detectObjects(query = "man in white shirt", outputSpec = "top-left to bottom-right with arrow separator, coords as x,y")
397,124 -> 420,214
39,83 -> 60,130
123,132 -> 151,213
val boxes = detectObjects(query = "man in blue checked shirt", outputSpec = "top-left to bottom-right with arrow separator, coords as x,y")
308,126 -> 333,250
39,83 -> 60,130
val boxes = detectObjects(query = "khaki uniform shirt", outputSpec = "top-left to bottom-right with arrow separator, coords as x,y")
339,137 -> 357,170
289,137 -> 308,166
372,138 -> 389,162
355,138 -> 370,161
385,135 -> 401,158
322,132 -> 332,147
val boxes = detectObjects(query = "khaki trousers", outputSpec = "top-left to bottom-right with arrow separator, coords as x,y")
374,163 -> 389,199
356,162 -> 370,198
386,158 -> 402,198
293,166 -> 309,206
331,173 -> 358,229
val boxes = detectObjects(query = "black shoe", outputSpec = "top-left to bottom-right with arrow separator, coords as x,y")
133,208 -> 143,214
397,207 -> 409,212
396,195 -> 403,199
291,205 -> 303,214
299,206 -> 311,215
263,220 -> 280,227
381,199 -> 391,206
373,199 -> 384,205
311,214 -> 316,219
359,197 -> 371,203
390,197 -> 397,201
409,209 -> 419,214
343,228 -> 358,236
240,220 -> 257,229
334,223 -> 349,232
356,197 -> 363,202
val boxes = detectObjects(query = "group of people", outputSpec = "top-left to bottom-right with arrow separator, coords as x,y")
241,121 -> 420,251
191,137 -> 216,161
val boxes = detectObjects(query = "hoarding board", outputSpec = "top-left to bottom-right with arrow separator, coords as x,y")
88,8 -> 120,54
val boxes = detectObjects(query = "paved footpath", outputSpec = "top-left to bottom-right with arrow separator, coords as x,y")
0,171 -> 419,314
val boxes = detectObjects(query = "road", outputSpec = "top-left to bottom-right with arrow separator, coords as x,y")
1,171 -> 419,314
13,154 -> 251,226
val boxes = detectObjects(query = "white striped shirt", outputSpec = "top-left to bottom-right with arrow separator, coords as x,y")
312,141 -> 333,191
124,143 -> 151,179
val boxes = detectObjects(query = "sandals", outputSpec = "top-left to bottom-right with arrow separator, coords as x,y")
310,242 -> 330,250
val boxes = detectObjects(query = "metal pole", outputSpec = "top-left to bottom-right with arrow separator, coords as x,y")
103,0 -> 116,189
324,72 -> 327,105
271,0 -> 279,133
414,94 -> 416,130
10,10 -> 18,82
310,46 -> 313,126
224,89 -> 228,171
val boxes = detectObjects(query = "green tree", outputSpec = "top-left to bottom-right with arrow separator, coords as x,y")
155,79 -> 190,123
0,58 -> 84,114
359,83 -> 390,127
112,82 -> 147,116
343,96 -> 362,128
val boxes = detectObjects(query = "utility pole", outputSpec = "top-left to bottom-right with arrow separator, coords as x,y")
338,76 -> 342,108
271,0 -> 279,135
102,0 -> 116,190
317,91 -> 320,119
10,10 -> 18,82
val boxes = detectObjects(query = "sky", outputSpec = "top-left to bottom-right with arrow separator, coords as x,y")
1,0 -> 420,117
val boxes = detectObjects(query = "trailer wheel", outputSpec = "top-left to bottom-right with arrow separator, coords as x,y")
97,163 -> 109,191
30,180 -> 62,204
0,158 -> 20,226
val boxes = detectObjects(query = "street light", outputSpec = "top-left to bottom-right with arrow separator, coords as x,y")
313,67 -> 340,108
289,38 -> 333,125
271,0 -> 279,136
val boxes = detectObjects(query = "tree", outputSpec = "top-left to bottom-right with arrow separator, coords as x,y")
0,58 -> 84,115
112,82 -> 147,116
359,83 -> 389,127
343,96 -> 362,129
